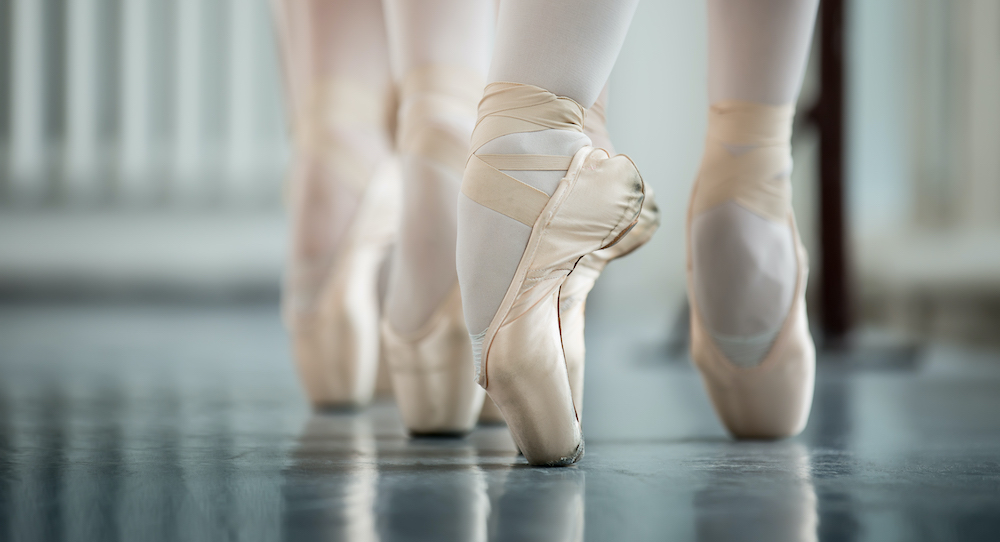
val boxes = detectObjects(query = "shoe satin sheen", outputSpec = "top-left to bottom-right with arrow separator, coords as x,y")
473,102 -> 660,427
381,65 -> 487,435
381,286 -> 484,434
285,159 -> 401,407
687,101 -> 816,438
282,78 -> 399,408
477,395 -> 506,425
559,187 -> 660,419
463,82 -> 646,466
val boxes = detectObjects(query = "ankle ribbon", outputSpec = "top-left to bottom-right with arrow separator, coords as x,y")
692,101 -> 795,223
462,82 -> 585,226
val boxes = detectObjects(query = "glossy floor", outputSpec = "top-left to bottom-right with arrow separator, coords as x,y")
1,304 -> 999,541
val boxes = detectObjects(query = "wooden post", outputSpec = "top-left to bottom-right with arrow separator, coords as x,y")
818,0 -> 851,343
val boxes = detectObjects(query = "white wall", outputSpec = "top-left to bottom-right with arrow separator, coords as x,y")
595,0 -> 710,330
2,0 -> 288,208
848,0 -> 913,234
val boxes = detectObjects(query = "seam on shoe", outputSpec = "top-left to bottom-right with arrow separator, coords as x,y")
599,155 -> 645,247
470,328 -> 488,382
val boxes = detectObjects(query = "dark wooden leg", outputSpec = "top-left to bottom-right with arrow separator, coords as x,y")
818,0 -> 851,342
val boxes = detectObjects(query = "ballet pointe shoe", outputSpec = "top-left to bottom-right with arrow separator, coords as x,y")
478,97 -> 656,428
555,101 -> 663,421
373,349 -> 395,399
382,287 -> 483,435
283,79 -> 399,409
286,160 -> 401,408
374,253 -> 396,400
477,395 -> 505,425
464,83 -> 646,466
381,65 -> 486,435
686,102 -> 815,439
559,187 -> 660,419
474,93 -> 637,428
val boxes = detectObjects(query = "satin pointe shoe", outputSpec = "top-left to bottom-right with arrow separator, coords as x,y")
480,104 -> 661,425
686,102 -> 815,438
374,253 -> 396,399
463,82 -> 646,465
559,186 -> 660,419
380,66 -> 487,436
556,100 -> 661,420
283,79 -> 400,409
477,395 -> 505,425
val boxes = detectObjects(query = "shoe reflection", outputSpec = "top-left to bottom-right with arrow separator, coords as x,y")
283,413 -> 380,541
487,466 -> 585,542
376,445 -> 490,541
694,442 -> 817,542
284,409 -> 586,542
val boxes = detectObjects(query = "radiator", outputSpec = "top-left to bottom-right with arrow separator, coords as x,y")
1,0 -> 290,208
908,0 -> 1000,228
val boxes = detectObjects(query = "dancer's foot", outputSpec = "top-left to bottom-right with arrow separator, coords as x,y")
458,82 -> 646,465
687,101 -> 815,438
283,79 -> 398,408
381,66 -> 487,435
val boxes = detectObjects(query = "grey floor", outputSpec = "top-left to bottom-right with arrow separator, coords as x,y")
1,303 -> 999,541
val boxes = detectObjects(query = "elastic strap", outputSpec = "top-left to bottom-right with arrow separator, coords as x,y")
691,101 -> 796,223
289,79 -> 394,195
397,65 -> 484,176
461,82 -> 585,226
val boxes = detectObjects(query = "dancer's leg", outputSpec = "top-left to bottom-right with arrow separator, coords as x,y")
273,0 -> 396,406
458,0 -> 644,464
707,0 -> 818,105
586,84 -> 615,154
272,0 -> 394,310
488,1 -> 636,106
381,0 -> 492,333
691,0 -> 818,366
378,0 -> 493,434
457,0 -> 639,339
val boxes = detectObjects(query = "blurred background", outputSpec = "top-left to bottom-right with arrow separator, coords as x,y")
1,2 -> 1000,540
0,0 -> 998,346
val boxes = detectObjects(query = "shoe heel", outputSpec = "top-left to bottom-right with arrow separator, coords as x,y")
485,282 -> 583,466
383,286 -> 485,435
289,245 -> 383,408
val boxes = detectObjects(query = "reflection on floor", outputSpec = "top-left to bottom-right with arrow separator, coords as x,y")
1,303 -> 1000,541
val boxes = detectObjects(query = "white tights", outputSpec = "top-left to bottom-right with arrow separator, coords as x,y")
707,0 -> 819,105
488,0 -> 639,107
381,0 -> 492,334
457,0 -> 640,336
694,0 -> 818,365
272,0 -> 394,310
